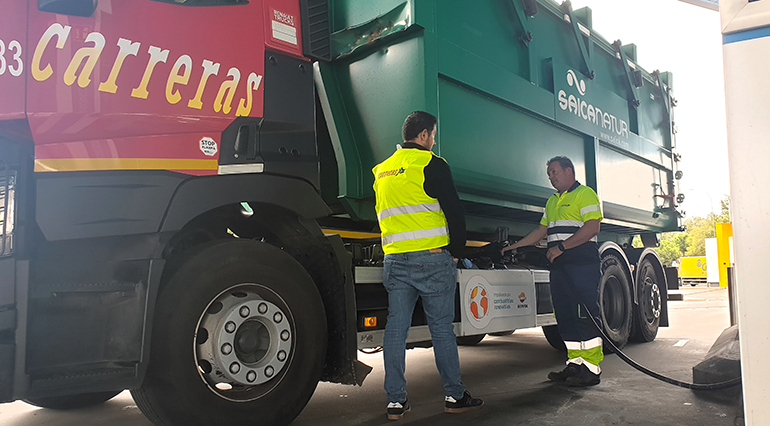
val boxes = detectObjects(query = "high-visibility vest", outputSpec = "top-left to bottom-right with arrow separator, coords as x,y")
373,148 -> 450,254
540,182 -> 603,249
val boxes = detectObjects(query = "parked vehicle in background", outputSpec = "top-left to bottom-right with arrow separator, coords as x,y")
679,256 -> 708,286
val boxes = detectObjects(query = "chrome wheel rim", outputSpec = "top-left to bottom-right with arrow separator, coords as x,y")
195,284 -> 294,401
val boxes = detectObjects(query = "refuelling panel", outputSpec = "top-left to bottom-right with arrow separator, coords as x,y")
458,269 -> 537,336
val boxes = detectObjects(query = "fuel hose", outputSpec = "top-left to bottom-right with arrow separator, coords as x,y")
500,247 -> 742,391
556,262 -> 741,391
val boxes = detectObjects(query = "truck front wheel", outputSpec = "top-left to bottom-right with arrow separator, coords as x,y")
131,240 -> 327,426
23,391 -> 121,410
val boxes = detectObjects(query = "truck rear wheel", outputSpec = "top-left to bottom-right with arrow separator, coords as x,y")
131,240 -> 327,426
599,254 -> 633,350
631,258 -> 662,342
23,391 -> 121,410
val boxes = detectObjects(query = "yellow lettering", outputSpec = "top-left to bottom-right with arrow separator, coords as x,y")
98,38 -> 140,94
165,55 -> 192,105
235,73 -> 263,117
131,46 -> 170,99
214,67 -> 241,114
63,32 -> 106,88
31,23 -> 71,82
188,59 -> 220,109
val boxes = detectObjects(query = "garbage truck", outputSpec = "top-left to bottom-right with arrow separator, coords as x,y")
0,0 -> 683,424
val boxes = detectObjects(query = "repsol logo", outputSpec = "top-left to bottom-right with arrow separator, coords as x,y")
558,69 -> 629,140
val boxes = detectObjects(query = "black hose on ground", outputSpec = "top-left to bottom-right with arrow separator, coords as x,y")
506,249 -> 742,391
572,282 -> 742,391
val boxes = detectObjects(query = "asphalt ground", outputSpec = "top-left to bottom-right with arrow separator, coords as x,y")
0,286 -> 743,426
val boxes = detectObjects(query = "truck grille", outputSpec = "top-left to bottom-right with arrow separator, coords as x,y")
0,160 -> 16,257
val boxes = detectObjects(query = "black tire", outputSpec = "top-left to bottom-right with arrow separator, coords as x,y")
24,391 -> 121,410
456,334 -> 486,346
631,258 -> 663,342
131,240 -> 327,426
541,325 -> 566,353
599,254 -> 633,350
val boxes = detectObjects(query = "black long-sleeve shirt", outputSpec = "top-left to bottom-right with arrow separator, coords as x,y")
401,143 -> 467,257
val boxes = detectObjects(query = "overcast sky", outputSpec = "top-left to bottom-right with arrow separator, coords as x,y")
570,0 -> 729,218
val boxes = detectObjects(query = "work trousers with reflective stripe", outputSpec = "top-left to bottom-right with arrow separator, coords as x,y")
550,261 -> 604,371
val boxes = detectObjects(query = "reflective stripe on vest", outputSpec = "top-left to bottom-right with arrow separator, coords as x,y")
373,149 -> 450,254
381,226 -> 449,246
378,202 -> 442,221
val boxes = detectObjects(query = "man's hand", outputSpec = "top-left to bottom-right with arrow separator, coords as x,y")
546,246 -> 563,263
501,245 -> 517,255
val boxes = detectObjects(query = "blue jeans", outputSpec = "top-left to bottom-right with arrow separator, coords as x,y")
382,249 -> 465,403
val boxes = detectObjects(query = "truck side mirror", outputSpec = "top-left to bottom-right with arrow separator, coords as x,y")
38,0 -> 97,17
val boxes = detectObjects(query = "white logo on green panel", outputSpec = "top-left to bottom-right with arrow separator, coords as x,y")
558,69 -> 629,144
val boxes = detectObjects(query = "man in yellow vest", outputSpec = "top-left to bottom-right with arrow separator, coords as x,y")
373,111 -> 483,420
502,156 -> 604,387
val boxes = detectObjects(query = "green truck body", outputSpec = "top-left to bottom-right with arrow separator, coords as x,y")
317,0 -> 681,240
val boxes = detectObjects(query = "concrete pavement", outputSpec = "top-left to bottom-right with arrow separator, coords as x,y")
0,286 -> 742,426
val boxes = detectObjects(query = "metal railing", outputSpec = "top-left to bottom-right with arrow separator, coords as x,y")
0,158 -> 16,257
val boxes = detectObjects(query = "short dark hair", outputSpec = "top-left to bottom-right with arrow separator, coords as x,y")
547,156 -> 575,173
402,111 -> 437,141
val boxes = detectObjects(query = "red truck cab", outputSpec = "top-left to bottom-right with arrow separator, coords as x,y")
0,2 -> 357,426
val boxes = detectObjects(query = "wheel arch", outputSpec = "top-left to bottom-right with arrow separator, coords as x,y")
153,178 -> 367,387
598,241 -> 634,289
160,173 -> 331,234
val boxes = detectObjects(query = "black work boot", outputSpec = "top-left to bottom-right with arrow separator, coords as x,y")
565,364 -> 601,387
387,400 -> 410,420
547,363 -> 579,382
444,390 -> 484,413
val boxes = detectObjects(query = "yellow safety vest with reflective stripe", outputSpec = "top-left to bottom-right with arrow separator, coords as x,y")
540,183 -> 603,248
373,148 -> 450,254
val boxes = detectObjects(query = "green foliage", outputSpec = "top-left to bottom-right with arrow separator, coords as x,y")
655,239 -> 683,266
652,195 -> 730,261
683,196 -> 731,256
670,233 -> 689,256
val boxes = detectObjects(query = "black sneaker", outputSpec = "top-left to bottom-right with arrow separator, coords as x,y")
444,390 -> 484,413
387,400 -> 410,420
565,364 -> 601,387
547,364 -> 579,382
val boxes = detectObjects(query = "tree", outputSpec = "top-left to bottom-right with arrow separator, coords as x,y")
683,196 -> 731,257
653,232 -> 688,265
648,195 -> 730,261
669,233 -> 688,256
656,239 -> 683,266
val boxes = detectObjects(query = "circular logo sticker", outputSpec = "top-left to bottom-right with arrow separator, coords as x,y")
465,275 -> 491,329
199,137 -> 218,156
